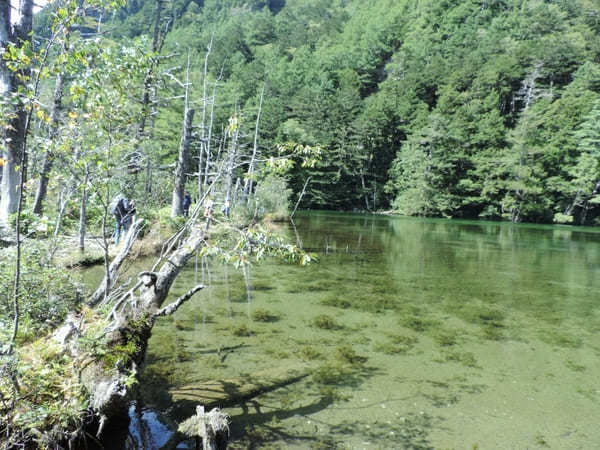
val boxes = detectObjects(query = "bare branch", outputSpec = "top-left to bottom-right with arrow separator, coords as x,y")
152,284 -> 204,318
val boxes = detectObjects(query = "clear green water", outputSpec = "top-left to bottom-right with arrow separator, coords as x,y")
138,212 -> 600,449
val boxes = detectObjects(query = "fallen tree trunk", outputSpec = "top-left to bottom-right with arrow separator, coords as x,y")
54,220 -> 211,445
50,211 -> 305,448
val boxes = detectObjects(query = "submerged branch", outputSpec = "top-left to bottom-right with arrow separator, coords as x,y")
153,284 -> 204,318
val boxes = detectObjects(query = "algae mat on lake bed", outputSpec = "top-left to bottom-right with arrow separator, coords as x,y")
139,212 -> 600,449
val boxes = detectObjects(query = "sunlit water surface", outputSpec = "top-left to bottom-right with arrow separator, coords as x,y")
131,212 -> 600,449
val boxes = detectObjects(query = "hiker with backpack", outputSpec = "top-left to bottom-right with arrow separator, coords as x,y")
110,194 -> 135,245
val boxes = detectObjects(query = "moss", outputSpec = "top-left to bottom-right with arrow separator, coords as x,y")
100,315 -> 152,369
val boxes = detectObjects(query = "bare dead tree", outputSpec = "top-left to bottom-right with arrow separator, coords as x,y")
243,83 -> 265,204
171,52 -> 195,217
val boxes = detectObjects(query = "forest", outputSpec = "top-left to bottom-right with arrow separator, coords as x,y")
78,0 -> 600,224
1,0 -> 600,448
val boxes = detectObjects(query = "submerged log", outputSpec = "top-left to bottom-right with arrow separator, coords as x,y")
169,365 -> 310,410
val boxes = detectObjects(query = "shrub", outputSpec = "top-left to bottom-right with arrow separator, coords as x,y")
9,210 -> 52,236
0,245 -> 82,341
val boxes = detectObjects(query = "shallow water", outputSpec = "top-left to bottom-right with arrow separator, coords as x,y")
136,212 -> 600,449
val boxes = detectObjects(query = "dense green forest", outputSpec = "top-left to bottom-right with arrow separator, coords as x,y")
89,0 -> 600,224
29,0 -> 600,224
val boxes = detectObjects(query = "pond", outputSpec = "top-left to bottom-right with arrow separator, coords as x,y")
129,212 -> 600,449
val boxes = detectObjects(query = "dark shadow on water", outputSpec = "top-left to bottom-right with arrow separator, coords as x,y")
328,412 -> 439,450
229,395 -> 336,448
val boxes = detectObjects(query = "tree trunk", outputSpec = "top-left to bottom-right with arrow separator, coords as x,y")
243,84 -> 264,203
171,54 -> 194,218
33,71 -> 65,215
360,171 -> 370,211
224,124 -> 240,208
0,0 -> 33,225
79,168 -> 89,251
203,71 -> 222,193
171,107 -> 195,217
198,36 -> 212,197
131,0 -> 164,175
75,223 -> 209,431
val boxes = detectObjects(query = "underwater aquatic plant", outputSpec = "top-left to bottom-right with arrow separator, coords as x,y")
312,314 -> 340,330
251,308 -> 279,322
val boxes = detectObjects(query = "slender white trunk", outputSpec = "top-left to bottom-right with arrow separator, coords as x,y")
243,84 -> 265,203
198,36 -> 212,195
171,53 -> 194,217
33,71 -> 65,214
0,0 -> 33,225
203,70 -> 222,191
225,124 -> 240,207
79,167 -> 89,251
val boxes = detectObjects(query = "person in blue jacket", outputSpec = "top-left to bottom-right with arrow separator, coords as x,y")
110,194 -> 134,244
183,191 -> 192,217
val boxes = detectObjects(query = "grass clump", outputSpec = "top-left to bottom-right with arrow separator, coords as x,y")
335,345 -> 367,366
298,346 -> 322,361
442,350 -> 479,368
231,323 -> 252,337
400,315 -> 439,332
538,329 -> 582,348
460,305 -> 506,329
306,279 -> 331,292
264,347 -> 290,359
373,333 -> 418,355
174,319 -> 193,331
312,314 -> 340,330
565,359 -> 586,372
311,364 -> 348,385
432,329 -> 459,347
251,308 -> 279,322
480,324 -> 504,341
249,281 -> 273,291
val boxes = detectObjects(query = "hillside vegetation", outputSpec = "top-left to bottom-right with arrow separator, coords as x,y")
85,0 -> 600,224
